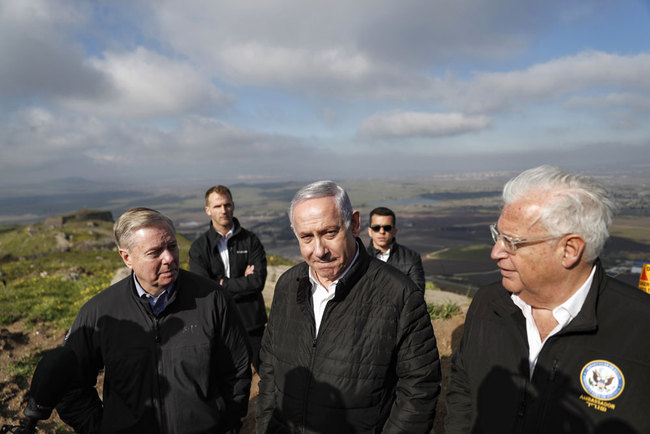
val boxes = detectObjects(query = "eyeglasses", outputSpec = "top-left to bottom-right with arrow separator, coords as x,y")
370,224 -> 393,232
489,224 -> 564,253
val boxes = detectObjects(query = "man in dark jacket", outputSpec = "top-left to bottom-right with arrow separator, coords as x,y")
57,207 -> 251,434
257,180 -> 440,434
366,206 -> 425,290
446,165 -> 650,434
189,185 -> 267,372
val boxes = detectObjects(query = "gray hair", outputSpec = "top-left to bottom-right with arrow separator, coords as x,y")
289,180 -> 353,228
503,165 -> 615,262
114,207 -> 176,250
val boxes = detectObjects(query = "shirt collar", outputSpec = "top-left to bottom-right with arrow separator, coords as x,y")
511,265 -> 596,328
308,245 -> 360,293
133,274 -> 175,302
376,248 -> 391,262
551,265 -> 596,325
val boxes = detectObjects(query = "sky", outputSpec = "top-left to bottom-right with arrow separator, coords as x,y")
1,0 -> 650,187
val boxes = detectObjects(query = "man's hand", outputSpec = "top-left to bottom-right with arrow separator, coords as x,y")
244,265 -> 255,276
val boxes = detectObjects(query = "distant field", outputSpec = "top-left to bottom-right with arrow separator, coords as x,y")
610,216 -> 650,244
428,245 -> 493,261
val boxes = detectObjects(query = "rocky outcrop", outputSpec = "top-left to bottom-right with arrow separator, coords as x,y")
44,210 -> 113,228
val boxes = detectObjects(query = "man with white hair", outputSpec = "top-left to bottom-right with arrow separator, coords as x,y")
257,180 -> 440,433
446,165 -> 650,433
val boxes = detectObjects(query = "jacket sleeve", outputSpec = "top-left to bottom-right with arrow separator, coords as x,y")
221,233 -> 268,300
214,289 -> 253,430
256,279 -> 279,433
189,236 -> 213,280
55,310 -> 104,434
444,299 -> 476,434
407,255 -> 425,291
383,290 -> 441,434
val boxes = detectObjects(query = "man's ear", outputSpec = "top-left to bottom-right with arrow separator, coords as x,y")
119,248 -> 134,270
350,210 -> 361,237
204,206 -> 211,217
561,235 -> 586,269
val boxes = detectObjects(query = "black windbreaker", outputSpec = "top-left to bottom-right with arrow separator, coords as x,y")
367,240 -> 425,290
57,270 -> 251,434
446,261 -> 650,434
189,218 -> 268,332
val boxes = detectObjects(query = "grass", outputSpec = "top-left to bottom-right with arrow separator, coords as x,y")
425,281 -> 440,291
0,271 -> 115,329
427,302 -> 462,320
5,351 -> 43,386
267,254 -> 294,266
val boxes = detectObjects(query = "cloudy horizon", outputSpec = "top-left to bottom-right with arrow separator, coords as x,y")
1,0 -> 649,187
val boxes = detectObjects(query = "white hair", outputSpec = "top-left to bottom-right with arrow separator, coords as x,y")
114,207 -> 175,250
289,180 -> 352,228
503,165 -> 615,262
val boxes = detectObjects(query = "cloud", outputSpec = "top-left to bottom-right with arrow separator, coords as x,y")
0,0 -> 108,101
450,51 -> 650,113
0,109 -> 336,185
143,0 -> 569,96
566,93 -> 650,111
357,111 -> 491,140
219,43 -> 374,85
59,47 -> 231,118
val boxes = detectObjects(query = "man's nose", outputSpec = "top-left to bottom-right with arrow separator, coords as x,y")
490,239 -> 507,260
161,249 -> 174,263
314,238 -> 328,257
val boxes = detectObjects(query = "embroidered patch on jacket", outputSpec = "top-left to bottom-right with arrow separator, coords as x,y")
580,360 -> 625,401
236,250 -> 248,254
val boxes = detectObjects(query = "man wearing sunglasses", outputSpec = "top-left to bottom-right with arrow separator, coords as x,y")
446,165 -> 650,434
367,207 -> 425,290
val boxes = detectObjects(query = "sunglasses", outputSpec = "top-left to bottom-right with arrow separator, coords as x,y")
370,225 -> 393,232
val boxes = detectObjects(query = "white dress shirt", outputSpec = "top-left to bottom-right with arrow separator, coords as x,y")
216,227 -> 234,278
511,265 -> 596,377
376,248 -> 390,262
309,247 -> 359,336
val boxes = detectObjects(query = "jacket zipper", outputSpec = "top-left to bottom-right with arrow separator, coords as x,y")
300,298 -> 335,433
152,316 -> 167,433
299,337 -> 318,434
534,358 -> 559,433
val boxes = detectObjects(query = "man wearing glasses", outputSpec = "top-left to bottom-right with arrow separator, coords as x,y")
445,165 -> 650,433
366,207 -> 425,290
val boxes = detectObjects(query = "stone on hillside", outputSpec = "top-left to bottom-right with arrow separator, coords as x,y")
45,210 -> 114,228
111,267 -> 131,285
54,232 -> 72,251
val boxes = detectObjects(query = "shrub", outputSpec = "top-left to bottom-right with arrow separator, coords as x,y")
427,302 -> 461,320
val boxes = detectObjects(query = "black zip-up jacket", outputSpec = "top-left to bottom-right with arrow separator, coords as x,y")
56,270 -> 252,434
189,218 -> 267,332
367,240 -> 425,290
257,239 -> 440,433
446,261 -> 650,434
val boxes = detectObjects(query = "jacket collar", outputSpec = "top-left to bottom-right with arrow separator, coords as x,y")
207,217 -> 241,243
488,260 -> 604,335
556,260 -> 603,334
366,238 -> 397,258
129,270 -> 181,313
296,238 -> 371,308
